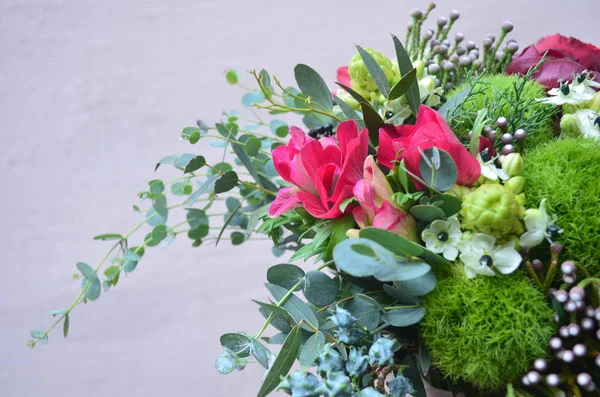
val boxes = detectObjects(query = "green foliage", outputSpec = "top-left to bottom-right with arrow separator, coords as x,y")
523,137 -> 600,273
421,267 -> 554,390
448,73 -> 557,149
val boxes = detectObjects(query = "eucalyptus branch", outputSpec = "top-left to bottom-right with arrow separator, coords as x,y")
254,277 -> 305,339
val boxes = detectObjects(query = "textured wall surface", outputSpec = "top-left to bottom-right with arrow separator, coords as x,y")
1,1 -> 598,396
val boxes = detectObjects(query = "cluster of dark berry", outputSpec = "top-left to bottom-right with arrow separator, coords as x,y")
308,124 -> 334,139
522,261 -> 599,395
470,116 -> 527,164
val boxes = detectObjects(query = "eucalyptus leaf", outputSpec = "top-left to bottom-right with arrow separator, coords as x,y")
76,262 -> 97,281
383,284 -> 420,305
186,208 -> 209,228
244,137 -> 261,156
333,95 -> 364,128
356,46 -> 390,98
241,91 -> 265,107
225,69 -> 239,85
220,333 -> 253,358
267,264 -> 305,291
394,269 -> 437,297
152,194 -> 168,217
257,326 -> 302,397
343,294 -> 382,331
63,314 -> 70,338
254,300 -> 296,333
294,64 -> 333,111
383,306 -> 425,327
438,85 -> 471,121
335,82 -> 368,105
409,205 -> 446,222
92,233 -> 123,241
265,283 -> 319,330
303,270 -> 338,307
418,148 -> 457,191
429,194 -> 462,217
214,171 -> 239,194
250,338 -> 271,369
83,278 -> 101,301
299,331 -> 325,368
215,351 -> 238,374
359,227 -> 423,257
183,155 -> 206,174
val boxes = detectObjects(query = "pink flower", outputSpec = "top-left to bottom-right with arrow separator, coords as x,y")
269,121 -> 369,219
337,66 -> 351,87
507,34 -> 600,89
377,105 -> 481,188
352,156 -> 418,241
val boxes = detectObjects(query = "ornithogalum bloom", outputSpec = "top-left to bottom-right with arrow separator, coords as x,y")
269,120 -> 369,219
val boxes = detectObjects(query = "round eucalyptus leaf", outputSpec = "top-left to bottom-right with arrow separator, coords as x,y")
225,69 -> 239,85
409,205 -> 446,222
244,137 -> 261,156
418,147 -> 458,191
383,306 -> 425,327
303,271 -> 338,307
266,264 -> 305,291
429,194 -> 463,217
214,171 -> 239,194
333,238 -> 397,278
343,295 -> 382,331
231,231 -> 245,245
220,333 -> 252,358
393,269 -> 437,297
215,352 -> 238,374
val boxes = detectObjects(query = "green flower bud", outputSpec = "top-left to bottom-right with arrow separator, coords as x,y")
460,183 -> 525,237
560,114 -> 580,137
505,176 -> 525,194
501,153 -> 524,176
349,48 -> 400,101
562,103 -> 578,114
585,92 -> 600,113
413,59 -> 426,79
446,184 -> 474,201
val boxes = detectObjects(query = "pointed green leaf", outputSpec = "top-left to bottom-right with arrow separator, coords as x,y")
383,306 -> 425,327
388,67 -> 417,101
183,155 -> 206,174
360,102 -> 385,146
356,46 -> 391,98
392,35 -> 420,116
214,171 -> 239,194
220,333 -> 252,358
335,82 -> 368,105
267,264 -> 305,291
299,331 -> 325,368
257,326 -> 302,397
265,284 -> 319,330
92,233 -> 123,241
303,270 -> 338,307
438,85 -> 471,120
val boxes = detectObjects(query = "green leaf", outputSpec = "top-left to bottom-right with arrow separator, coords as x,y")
303,270 -> 338,307
429,194 -> 462,217
188,224 -> 209,240
242,91 -> 265,107
231,231 -> 245,245
294,64 -> 333,111
393,269 -> 437,297
333,95 -> 364,128
84,279 -> 101,301
383,306 -> 425,327
335,83 -> 369,105
265,283 -> 319,330
150,224 -> 168,245
383,284 -> 420,305
409,205 -> 446,222
245,203 -> 270,238
154,153 -> 196,171
356,46 -> 391,98
250,338 -> 271,369
360,102 -> 385,146
189,130 -> 200,144
215,351 -> 238,374
76,262 -> 97,281
418,344 -> 431,375
214,171 -> 239,194
225,69 -> 239,85
103,265 -> 121,280
392,35 -> 420,116
359,227 -> 423,257
325,214 -> 355,261
30,331 -> 48,344
438,85 -> 471,120
267,264 -> 305,291
269,119 -> 287,135
216,198 -> 243,246
470,108 -> 488,156
254,300 -> 296,333
259,69 -> 271,89
220,333 -> 252,357
148,179 -> 165,196
343,295 -> 382,331
418,148 -> 457,191
244,137 -> 261,156
388,67 -> 417,101
47,308 -> 68,316
210,161 -> 233,174
184,155 -> 206,174
186,208 -> 209,228
299,331 -> 325,368
63,314 -> 70,338
257,326 -> 302,397
152,194 -> 168,217
92,233 -> 123,241
123,246 -> 144,273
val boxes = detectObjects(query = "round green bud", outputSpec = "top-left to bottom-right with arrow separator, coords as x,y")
502,153 -> 524,176
413,59 -> 426,79
560,114 -> 580,137
505,176 -> 525,194
586,92 -> 600,113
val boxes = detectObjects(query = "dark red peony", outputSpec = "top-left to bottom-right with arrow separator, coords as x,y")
378,105 -> 481,188
507,34 -> 600,89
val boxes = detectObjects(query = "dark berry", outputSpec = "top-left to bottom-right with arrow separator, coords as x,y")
385,111 -> 394,119
437,231 -> 449,242
479,255 -> 493,267
546,225 -> 561,238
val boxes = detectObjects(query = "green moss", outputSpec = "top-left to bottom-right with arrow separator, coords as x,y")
421,267 -> 554,391
448,74 -> 556,149
523,137 -> 600,274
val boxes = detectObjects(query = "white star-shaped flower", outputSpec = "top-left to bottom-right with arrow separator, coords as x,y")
519,199 -> 559,248
457,234 -> 522,278
538,82 -> 594,106
421,216 -> 461,260
477,154 -> 509,181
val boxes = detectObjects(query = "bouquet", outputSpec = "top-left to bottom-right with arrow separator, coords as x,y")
30,3 -> 600,397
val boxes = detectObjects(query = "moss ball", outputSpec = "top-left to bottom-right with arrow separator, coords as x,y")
523,137 -> 600,273
421,267 -> 554,391
448,74 -> 556,149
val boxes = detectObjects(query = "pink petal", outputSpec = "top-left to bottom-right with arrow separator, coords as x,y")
268,186 -> 302,217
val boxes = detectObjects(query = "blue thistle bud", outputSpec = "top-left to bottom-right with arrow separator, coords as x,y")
314,371 -> 352,397
317,344 -> 344,375
328,306 -> 355,330
356,387 -> 385,397
387,375 -> 415,397
335,327 -> 368,346
368,337 -> 396,366
345,346 -> 369,377
278,371 -> 320,397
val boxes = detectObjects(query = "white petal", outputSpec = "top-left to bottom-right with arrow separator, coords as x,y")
471,234 -> 496,252
519,230 -> 545,248
443,245 -> 459,261
493,244 -> 522,274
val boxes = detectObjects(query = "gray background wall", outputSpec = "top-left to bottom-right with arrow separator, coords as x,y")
1,1 -> 598,396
